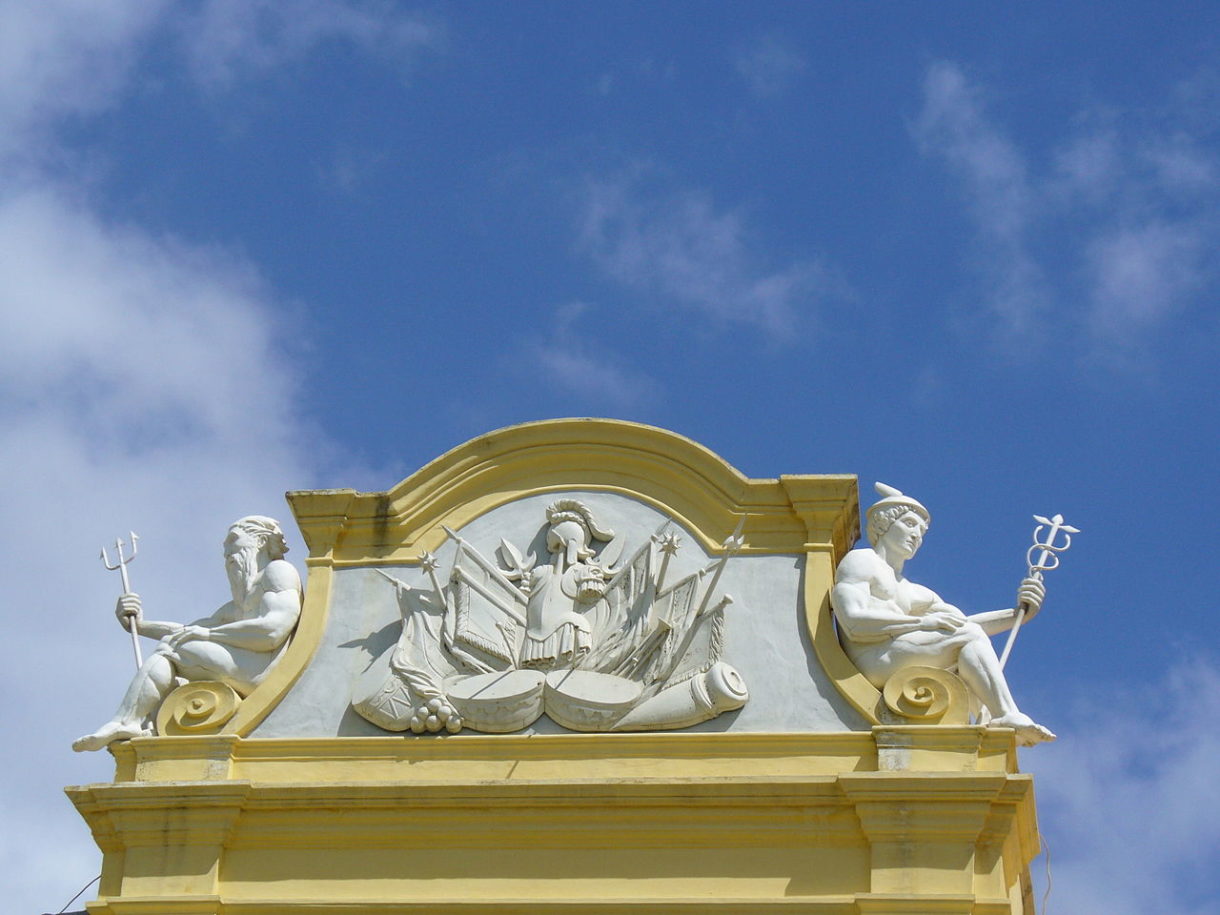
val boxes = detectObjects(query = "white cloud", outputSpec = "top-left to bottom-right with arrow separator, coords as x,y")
915,63 -> 1032,243
578,171 -> 831,340
916,61 -> 1220,359
0,0 -> 440,170
733,34 -> 807,98
0,190 -> 300,442
1085,222 -> 1210,344
181,0 -> 441,90
1026,659 -> 1220,915
1051,130 -> 1118,202
913,61 -> 1047,338
521,303 -> 659,410
318,144 -> 390,194
1142,134 -> 1218,191
0,1 -> 168,165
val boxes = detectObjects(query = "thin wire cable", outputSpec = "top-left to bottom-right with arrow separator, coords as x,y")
1040,833 -> 1053,915
55,874 -> 99,914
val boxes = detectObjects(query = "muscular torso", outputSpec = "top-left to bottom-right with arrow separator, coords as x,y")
170,558 -> 302,692
831,548 -> 956,646
860,554 -> 939,617
214,559 -> 302,626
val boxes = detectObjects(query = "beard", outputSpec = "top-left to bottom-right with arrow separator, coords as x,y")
226,545 -> 261,606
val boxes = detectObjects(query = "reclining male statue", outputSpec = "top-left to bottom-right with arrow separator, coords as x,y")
73,516 -> 302,751
831,483 -> 1055,746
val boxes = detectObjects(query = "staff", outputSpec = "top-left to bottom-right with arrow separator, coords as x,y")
998,514 -> 1078,670
101,532 -> 142,668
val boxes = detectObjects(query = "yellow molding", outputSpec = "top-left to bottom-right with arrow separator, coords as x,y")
803,551 -> 883,724
91,898 -> 860,914
106,729 -> 1019,785
285,419 -> 858,563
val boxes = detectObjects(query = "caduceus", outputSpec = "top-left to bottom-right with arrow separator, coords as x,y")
998,514 -> 1078,670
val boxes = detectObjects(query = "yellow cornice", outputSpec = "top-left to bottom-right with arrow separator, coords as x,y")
286,418 -> 859,563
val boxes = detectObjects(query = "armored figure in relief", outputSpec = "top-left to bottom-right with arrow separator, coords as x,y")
354,499 -> 749,734
519,501 -> 614,669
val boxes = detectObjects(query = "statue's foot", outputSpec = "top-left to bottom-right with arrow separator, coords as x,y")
989,712 -> 1056,746
72,722 -> 147,752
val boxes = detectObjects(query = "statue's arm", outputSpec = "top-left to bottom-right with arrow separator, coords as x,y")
115,593 -> 184,640
138,619 -> 184,639
964,609 -> 1015,635
165,562 -> 303,652
831,553 -> 957,642
204,589 -> 302,651
965,577 -> 1046,634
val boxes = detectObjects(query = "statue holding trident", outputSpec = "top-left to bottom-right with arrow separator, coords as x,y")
831,484 -> 1059,746
73,516 -> 302,751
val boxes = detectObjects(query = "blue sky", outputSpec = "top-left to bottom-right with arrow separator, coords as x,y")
2,3 -> 1218,913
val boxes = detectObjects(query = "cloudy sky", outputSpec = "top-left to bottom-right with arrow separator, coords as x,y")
2,3 -> 1217,913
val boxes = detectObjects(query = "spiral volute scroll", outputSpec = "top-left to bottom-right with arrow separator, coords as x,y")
155,681 -> 242,736
881,665 -> 970,725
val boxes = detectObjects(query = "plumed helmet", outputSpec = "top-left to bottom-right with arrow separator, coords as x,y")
544,499 -> 615,542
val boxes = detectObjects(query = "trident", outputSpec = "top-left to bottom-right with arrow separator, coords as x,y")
101,532 -> 143,669
998,514 -> 1078,670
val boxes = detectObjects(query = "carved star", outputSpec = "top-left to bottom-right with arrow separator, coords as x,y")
419,551 -> 440,573
658,533 -> 681,556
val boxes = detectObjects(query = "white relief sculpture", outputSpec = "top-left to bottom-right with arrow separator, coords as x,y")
73,516 -> 303,751
353,500 -> 749,734
831,483 -> 1056,746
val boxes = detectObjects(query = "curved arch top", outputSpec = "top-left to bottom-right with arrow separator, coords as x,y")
287,418 -> 859,564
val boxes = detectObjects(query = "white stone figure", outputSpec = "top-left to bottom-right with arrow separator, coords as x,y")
831,484 -> 1055,746
73,516 -> 303,751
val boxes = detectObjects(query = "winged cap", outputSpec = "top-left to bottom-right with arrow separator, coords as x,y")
866,482 -> 930,543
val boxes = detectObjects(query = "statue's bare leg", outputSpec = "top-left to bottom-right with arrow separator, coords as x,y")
953,625 -> 1055,745
72,647 -> 176,751
849,625 -> 1055,747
